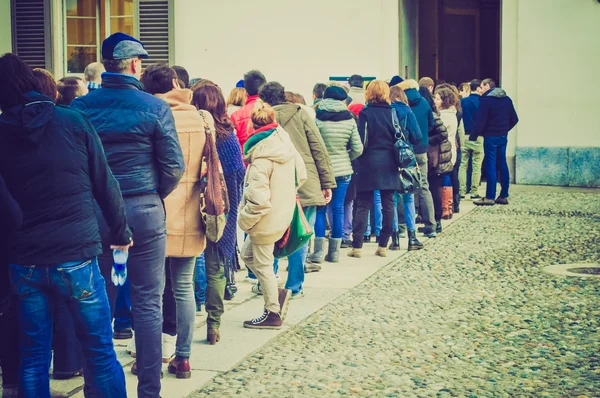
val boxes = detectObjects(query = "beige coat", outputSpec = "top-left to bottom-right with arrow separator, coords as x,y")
238,126 -> 307,245
156,89 -> 208,257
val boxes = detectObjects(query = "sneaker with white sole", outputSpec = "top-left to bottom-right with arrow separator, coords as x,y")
243,309 -> 282,329
291,290 -> 305,300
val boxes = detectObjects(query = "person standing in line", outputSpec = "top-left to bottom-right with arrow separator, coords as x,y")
348,74 -> 366,105
459,79 -> 483,199
171,65 -> 190,88
57,77 -> 89,106
0,53 -> 132,398
230,70 -> 267,149
309,86 -> 363,263
389,86 -> 424,250
192,83 -> 246,343
227,86 -> 248,116
71,33 -> 185,397
419,77 -> 435,94
259,82 -> 336,291
349,81 -> 408,258
398,79 -> 437,238
84,62 -> 105,92
312,83 -> 327,107
239,101 -> 305,329
472,78 -> 519,206
141,64 -> 208,379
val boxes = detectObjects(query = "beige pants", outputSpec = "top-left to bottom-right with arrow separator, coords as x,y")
241,238 -> 279,313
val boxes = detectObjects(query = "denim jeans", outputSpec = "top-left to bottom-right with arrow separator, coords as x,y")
315,176 -> 351,239
484,135 -> 510,199
113,280 -> 131,331
166,257 -> 196,358
353,190 -> 395,249
96,193 -> 166,398
9,258 -> 125,398
393,193 -> 416,232
52,297 -> 84,376
282,205 -> 317,295
373,191 -> 383,236
194,254 -> 207,306
0,285 -> 19,388
342,201 -> 353,240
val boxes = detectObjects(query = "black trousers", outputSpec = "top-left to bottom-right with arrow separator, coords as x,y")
352,190 -> 395,249
429,174 -> 443,222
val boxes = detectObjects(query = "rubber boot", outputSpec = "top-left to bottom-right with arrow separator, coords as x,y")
388,231 -> 401,251
325,238 -> 342,263
407,230 -> 424,251
309,237 -> 327,263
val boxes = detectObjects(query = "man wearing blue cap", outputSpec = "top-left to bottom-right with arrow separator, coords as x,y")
72,32 -> 185,397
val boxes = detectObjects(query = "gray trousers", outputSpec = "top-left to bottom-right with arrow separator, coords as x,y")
97,193 -> 166,398
415,153 -> 436,228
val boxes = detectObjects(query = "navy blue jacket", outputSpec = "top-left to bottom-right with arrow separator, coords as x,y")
405,88 -> 434,154
0,92 -> 132,264
460,94 -> 480,133
391,102 -> 422,147
71,73 -> 185,198
472,88 -> 519,138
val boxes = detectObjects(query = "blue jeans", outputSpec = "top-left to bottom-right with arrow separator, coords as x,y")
113,280 -> 131,331
393,193 -> 416,231
315,176 -> 351,239
52,298 -> 84,376
484,135 -> 510,199
9,258 -> 125,398
194,254 -> 207,306
278,205 -> 317,295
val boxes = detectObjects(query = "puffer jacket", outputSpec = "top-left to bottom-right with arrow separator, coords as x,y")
315,99 -> 363,177
71,72 -> 185,199
239,124 -> 307,245
273,103 -> 336,207
230,94 -> 259,149
155,89 -> 207,257
0,91 -> 132,264
428,113 -> 453,175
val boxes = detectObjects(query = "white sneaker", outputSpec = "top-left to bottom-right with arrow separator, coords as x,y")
126,333 -> 136,357
162,333 -> 176,363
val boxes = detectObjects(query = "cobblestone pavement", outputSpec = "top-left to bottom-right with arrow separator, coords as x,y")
191,190 -> 600,397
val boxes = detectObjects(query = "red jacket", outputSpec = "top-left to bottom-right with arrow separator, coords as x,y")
230,95 -> 259,149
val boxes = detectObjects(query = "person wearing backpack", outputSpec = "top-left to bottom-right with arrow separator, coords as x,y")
239,101 -> 306,329
141,64 -> 207,379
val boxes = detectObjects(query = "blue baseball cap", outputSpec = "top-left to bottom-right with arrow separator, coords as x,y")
102,32 -> 149,60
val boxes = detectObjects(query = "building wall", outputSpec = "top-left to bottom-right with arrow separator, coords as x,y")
503,0 -> 600,187
399,0 -> 418,80
173,0 -> 400,102
0,0 -> 12,55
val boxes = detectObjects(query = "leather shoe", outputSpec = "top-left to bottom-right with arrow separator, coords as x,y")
473,197 -> 496,206
168,356 -> 191,379
495,196 -> 509,205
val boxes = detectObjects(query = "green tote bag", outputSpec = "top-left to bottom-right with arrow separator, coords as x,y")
274,195 -> 313,259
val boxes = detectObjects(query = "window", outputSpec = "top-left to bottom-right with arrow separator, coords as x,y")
64,0 -> 136,73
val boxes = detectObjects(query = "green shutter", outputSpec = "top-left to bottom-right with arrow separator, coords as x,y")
11,0 -> 48,69
138,0 -> 172,66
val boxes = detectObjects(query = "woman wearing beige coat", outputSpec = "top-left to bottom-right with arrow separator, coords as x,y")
141,65 -> 207,379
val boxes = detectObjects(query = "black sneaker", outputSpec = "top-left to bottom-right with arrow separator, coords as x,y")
113,328 -> 133,340
243,309 -> 282,330
340,239 -> 352,248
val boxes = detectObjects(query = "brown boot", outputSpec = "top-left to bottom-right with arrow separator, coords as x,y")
347,248 -> 362,258
375,247 -> 388,257
207,328 -> 220,345
168,356 -> 191,379
278,288 -> 292,322
243,309 -> 282,330
474,197 -> 496,206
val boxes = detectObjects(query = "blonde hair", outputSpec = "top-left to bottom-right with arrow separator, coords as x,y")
251,100 -> 276,128
389,86 -> 408,105
365,80 -> 390,104
398,79 -> 419,91
419,77 -> 435,88
227,87 -> 247,107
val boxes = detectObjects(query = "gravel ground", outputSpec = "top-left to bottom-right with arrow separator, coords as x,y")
191,190 -> 600,398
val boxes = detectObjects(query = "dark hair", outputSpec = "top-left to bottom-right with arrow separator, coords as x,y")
141,63 -> 177,94
33,68 -> 58,102
469,79 -> 481,92
192,84 -> 234,140
348,74 -> 364,88
435,87 -> 456,110
419,86 -> 436,113
481,78 -> 496,89
243,70 -> 266,96
57,76 -> 84,106
171,65 -> 189,88
259,82 -> 286,106
0,53 -> 41,110
313,83 -> 327,99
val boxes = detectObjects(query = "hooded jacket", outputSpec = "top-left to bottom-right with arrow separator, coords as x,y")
155,89 -> 207,257
239,124 -> 307,245
230,94 -> 259,149
390,101 -> 423,147
404,88 -> 434,154
473,88 -> 519,138
273,103 -> 336,207
71,72 -> 185,199
315,99 -> 363,177
0,92 -> 132,264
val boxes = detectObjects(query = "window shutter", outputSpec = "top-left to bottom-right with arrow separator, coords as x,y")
138,0 -> 172,66
11,0 -> 48,69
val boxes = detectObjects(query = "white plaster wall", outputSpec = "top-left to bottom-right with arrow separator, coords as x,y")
0,0 -> 12,55
503,0 -> 600,149
173,0 -> 399,102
